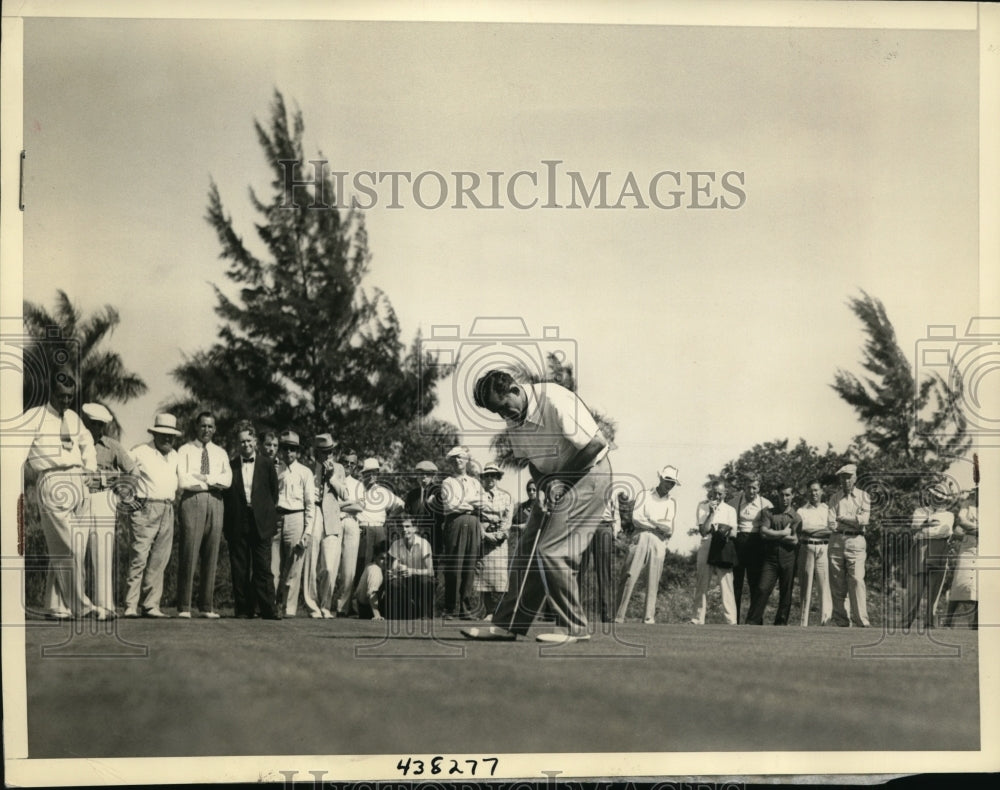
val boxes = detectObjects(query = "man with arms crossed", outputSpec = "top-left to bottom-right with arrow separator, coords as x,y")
746,484 -> 801,626
827,463 -> 871,627
176,412 -> 232,619
729,472 -> 771,624
463,369 -> 611,644
613,465 -> 679,625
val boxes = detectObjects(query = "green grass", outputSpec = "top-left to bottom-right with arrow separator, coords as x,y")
23,617 -> 979,758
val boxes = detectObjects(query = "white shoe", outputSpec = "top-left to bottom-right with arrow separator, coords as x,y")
201,611 -> 221,619
483,613 -> 493,622
177,611 -> 192,619
321,608 -> 334,619
461,626 -> 517,641
309,611 -> 324,619
123,608 -> 139,619
613,616 -> 624,624
688,618 -> 703,625
643,617 -> 655,625
536,632 -> 591,644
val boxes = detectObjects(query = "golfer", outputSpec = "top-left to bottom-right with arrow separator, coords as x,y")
462,369 -> 611,644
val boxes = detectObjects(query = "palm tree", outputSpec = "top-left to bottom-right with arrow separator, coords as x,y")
23,289 -> 148,410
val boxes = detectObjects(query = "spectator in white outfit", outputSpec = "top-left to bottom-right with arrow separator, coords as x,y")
614,465 -> 678,624
274,431 -> 316,617
796,480 -> 832,626
690,480 -> 738,625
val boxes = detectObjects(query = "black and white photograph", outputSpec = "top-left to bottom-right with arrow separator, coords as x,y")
1,1 -> 998,786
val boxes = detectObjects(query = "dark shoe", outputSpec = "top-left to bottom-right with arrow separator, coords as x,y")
261,611 -> 283,621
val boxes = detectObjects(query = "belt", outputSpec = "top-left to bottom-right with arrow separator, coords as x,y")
276,507 -> 303,515
143,498 -> 174,505
803,538 -> 829,545
835,530 -> 864,537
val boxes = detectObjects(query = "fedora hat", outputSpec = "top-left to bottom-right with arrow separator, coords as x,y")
658,465 -> 681,485
314,433 -> 337,452
148,413 -> 181,436
279,430 -> 300,447
361,458 -> 381,473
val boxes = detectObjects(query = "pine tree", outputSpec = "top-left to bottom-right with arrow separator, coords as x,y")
169,90 -> 454,455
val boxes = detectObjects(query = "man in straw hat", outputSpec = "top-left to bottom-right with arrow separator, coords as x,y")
902,481 -> 955,630
123,413 -> 182,618
614,465 -> 678,625
463,370 -> 611,644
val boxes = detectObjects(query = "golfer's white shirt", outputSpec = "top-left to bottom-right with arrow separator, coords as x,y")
504,383 -> 606,474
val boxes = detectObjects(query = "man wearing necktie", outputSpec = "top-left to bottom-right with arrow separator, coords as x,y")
177,412 -> 232,618
223,424 -> 281,619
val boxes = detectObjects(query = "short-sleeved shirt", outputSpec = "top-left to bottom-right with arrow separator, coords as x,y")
729,492 -> 773,534
503,383 -> 607,474
24,405 -> 95,472
695,501 -> 738,541
797,502 -> 831,537
760,506 -> 802,546
389,535 -> 434,574
357,483 -> 403,527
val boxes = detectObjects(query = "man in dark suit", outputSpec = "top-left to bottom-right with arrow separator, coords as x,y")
224,423 -> 281,619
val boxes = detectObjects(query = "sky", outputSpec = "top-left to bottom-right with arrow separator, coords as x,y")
17,11 -> 984,553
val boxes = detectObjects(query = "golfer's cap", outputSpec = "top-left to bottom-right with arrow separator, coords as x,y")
446,445 -> 469,458
836,463 -> 858,476
82,403 -> 113,423
314,433 -> 337,451
658,465 -> 680,485
279,430 -> 300,447
361,457 -> 380,473
414,460 -> 438,473
481,463 -> 502,477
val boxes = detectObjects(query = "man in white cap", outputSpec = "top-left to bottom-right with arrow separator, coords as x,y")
23,366 -> 97,619
80,402 -> 139,618
614,465 -> 678,625
176,411 -> 232,618
464,369 -> 612,644
124,414 -> 182,617
441,446 -> 484,619
352,457 -> 403,602
827,463 -> 871,627
901,482 -> 954,629
272,430 -> 315,617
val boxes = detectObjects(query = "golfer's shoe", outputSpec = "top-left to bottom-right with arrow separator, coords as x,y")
461,626 -> 517,641
535,632 -> 591,644
142,608 -> 170,619
123,608 -> 139,619
177,611 -> 192,619
643,617 -> 655,625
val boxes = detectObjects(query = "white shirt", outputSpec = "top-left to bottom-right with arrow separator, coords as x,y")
631,488 -> 676,539
130,442 -> 180,501
239,456 -> 256,505
177,440 -> 233,492
730,492 -> 773,534
504,383 -> 607,474
696,500 -> 738,540
441,474 -> 483,515
357,482 -> 403,527
797,502 -> 831,537
23,404 -> 95,472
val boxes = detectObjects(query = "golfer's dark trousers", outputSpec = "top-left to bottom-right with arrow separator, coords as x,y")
495,458 -> 612,635
443,513 -> 480,616
354,523 -> 387,586
902,537 -> 950,629
733,531 -> 764,623
227,508 -> 279,618
578,519 -> 614,622
746,541 -> 797,625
